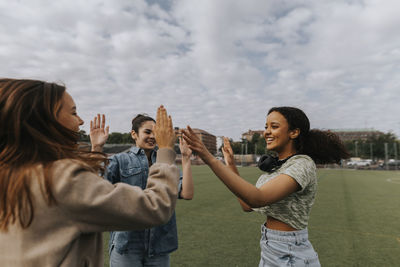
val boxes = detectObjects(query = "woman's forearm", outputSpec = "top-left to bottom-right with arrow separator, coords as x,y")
180,156 -> 194,200
205,156 -> 267,207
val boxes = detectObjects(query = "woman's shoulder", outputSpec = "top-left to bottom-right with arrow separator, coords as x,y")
288,154 -> 315,164
50,159 -> 94,178
49,159 -> 103,193
284,154 -> 316,171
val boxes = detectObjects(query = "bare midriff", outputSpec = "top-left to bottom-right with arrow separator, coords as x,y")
265,216 -> 297,231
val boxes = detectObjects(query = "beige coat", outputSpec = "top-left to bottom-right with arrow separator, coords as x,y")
0,148 -> 179,267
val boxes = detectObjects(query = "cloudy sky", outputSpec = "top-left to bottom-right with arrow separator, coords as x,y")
1,0 -> 399,140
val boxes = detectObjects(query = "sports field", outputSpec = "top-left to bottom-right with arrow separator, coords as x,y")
103,166 -> 400,266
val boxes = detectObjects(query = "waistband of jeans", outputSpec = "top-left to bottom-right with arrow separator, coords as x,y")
261,224 -> 308,243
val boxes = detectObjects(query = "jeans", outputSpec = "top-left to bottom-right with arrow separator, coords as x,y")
259,224 -> 320,267
110,246 -> 170,267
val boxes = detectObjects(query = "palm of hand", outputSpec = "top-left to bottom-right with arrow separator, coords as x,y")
179,138 -> 192,157
90,128 -> 109,146
89,114 -> 109,148
223,138 -> 235,165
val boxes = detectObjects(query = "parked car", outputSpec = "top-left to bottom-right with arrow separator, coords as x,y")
346,159 -> 372,167
355,160 -> 370,167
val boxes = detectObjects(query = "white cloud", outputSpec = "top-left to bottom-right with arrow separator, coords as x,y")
1,0 -> 399,140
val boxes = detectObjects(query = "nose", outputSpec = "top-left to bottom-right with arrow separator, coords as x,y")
264,127 -> 270,138
78,116 -> 84,126
149,131 -> 155,138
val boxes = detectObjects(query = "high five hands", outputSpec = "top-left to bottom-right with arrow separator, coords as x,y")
181,126 -> 213,164
89,106 -> 175,152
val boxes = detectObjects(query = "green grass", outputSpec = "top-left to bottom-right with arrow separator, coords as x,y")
103,166 -> 400,266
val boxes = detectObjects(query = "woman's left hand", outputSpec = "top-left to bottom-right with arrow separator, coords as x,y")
222,137 -> 235,166
90,114 -> 109,152
179,136 -> 192,159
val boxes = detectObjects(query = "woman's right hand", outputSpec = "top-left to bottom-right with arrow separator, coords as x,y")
222,137 -> 235,166
182,126 -> 214,164
154,105 -> 175,149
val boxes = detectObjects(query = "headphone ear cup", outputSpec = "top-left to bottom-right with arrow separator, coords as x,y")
258,154 -> 278,172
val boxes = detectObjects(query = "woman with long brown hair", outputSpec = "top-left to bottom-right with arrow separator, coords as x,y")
0,78 -> 180,267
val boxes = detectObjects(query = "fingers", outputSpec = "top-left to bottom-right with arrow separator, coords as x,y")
93,115 -> 98,128
156,106 -> 161,126
223,137 -> 233,150
182,127 -> 200,146
181,130 -> 192,143
90,114 -> 107,131
168,115 -> 173,131
223,137 -> 230,146
101,114 -> 105,129
187,125 -> 195,134
157,105 -> 168,129
182,126 -> 196,140
155,105 -> 175,149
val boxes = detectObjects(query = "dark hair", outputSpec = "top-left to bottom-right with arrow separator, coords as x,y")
131,114 -> 155,144
0,78 -> 107,231
268,106 -> 349,164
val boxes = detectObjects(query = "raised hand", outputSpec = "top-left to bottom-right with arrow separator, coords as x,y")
222,137 -> 235,166
154,105 -> 175,149
182,126 -> 213,163
179,136 -> 192,159
90,114 -> 109,152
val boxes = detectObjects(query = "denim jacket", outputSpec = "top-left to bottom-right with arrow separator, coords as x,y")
105,146 -> 182,256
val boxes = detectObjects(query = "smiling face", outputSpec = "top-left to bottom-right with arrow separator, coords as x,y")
57,92 -> 84,132
263,111 -> 299,158
131,120 -> 156,151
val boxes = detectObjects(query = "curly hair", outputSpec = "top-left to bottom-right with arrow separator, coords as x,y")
268,107 -> 349,164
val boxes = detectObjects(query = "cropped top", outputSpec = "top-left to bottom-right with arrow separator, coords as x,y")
253,154 -> 317,230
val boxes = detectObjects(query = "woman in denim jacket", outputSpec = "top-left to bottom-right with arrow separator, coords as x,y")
91,114 -> 194,267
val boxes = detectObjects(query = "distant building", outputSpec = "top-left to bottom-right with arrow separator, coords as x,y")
242,130 -> 264,141
175,127 -> 217,155
330,128 -> 384,142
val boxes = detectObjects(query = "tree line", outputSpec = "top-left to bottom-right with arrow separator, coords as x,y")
81,130 -> 399,160
342,132 -> 399,159
79,130 -> 133,144
223,132 -> 399,160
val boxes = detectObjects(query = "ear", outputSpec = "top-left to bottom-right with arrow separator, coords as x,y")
131,130 -> 138,141
289,128 -> 300,139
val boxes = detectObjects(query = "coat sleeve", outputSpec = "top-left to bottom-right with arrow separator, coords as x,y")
51,148 -> 179,233
104,154 -> 121,183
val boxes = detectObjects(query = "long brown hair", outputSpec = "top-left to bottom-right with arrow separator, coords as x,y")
0,78 -> 106,231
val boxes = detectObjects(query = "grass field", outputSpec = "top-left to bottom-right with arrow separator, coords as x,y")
103,166 -> 400,266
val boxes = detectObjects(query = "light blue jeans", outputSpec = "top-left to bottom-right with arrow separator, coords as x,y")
110,246 -> 170,267
259,224 -> 320,267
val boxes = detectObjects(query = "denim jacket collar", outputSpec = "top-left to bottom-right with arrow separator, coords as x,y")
129,146 -> 159,155
129,146 -> 141,154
